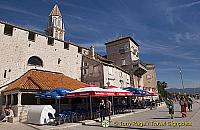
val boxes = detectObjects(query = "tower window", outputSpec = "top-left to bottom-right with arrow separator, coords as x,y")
28,31 -> 36,42
84,62 -> 88,66
58,18 -> 61,27
122,59 -> 126,66
64,42 -> 69,49
58,58 -> 61,64
4,24 -> 13,36
119,48 -> 125,54
48,37 -> 54,46
78,47 -> 82,53
4,70 -> 7,78
28,56 -> 43,67
83,69 -> 88,75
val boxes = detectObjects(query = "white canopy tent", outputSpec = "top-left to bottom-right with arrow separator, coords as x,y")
27,105 -> 56,125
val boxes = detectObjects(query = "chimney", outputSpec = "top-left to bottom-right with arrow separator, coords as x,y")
90,45 -> 95,59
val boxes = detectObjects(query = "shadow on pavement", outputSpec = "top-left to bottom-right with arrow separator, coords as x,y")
152,116 -> 182,120
24,123 -> 44,130
84,124 -> 165,130
158,111 -> 181,112
151,117 -> 169,120
174,116 -> 182,118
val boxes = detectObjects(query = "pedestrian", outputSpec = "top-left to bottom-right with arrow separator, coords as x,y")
99,99 -> 105,122
179,96 -> 187,118
121,99 -> 126,113
167,98 -> 175,119
187,96 -> 193,112
150,99 -> 155,110
141,98 -> 146,109
105,98 -> 112,122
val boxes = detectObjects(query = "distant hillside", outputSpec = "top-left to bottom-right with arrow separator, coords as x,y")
166,88 -> 200,94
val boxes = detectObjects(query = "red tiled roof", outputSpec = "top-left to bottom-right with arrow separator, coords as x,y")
50,4 -> 62,16
2,69 -> 87,92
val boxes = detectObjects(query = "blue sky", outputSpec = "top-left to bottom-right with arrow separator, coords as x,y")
1,0 -> 200,88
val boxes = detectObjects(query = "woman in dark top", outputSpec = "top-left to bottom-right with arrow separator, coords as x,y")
99,99 -> 105,122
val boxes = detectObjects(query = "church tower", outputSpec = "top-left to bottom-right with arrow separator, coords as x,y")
46,4 -> 65,41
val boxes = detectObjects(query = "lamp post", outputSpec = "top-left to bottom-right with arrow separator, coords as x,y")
177,66 -> 185,94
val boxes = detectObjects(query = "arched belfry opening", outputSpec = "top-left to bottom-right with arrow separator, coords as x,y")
28,56 -> 43,67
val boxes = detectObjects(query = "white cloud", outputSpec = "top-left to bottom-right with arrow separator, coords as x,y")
168,1 -> 200,11
0,5 -> 43,18
173,32 -> 200,43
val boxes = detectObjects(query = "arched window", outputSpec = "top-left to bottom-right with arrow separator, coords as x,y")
28,56 -> 43,67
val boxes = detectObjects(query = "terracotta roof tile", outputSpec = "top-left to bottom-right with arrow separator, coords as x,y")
50,4 -> 62,16
3,69 -> 87,92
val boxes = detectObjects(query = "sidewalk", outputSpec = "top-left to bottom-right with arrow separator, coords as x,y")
82,102 -> 166,125
0,102 -> 166,130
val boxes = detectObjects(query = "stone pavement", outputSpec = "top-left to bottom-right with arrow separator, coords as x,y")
68,100 -> 200,130
1,101 -> 200,130
0,105 -> 156,130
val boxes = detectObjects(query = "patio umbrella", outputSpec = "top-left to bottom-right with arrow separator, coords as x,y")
65,86 -> 115,119
66,87 -> 115,97
106,88 -> 132,96
146,92 -> 157,96
123,87 -> 141,94
36,88 -> 73,124
105,88 -> 132,114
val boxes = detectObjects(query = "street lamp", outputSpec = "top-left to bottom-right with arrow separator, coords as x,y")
177,66 -> 185,94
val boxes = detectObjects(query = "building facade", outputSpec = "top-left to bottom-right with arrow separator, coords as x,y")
82,55 -> 130,88
0,4 -> 157,91
105,37 -> 148,89
0,3 -> 159,122
0,5 -> 89,87
143,64 -> 157,92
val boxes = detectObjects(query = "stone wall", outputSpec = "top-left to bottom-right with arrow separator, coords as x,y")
82,56 -> 104,87
82,56 -> 130,88
0,22 -> 88,87
106,38 -> 139,67
143,64 -> 157,91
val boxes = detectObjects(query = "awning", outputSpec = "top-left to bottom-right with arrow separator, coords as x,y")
106,88 -> 132,96
65,87 -> 115,97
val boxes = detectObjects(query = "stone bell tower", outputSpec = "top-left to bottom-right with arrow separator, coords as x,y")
46,4 -> 65,41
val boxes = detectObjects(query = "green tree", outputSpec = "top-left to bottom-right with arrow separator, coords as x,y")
157,81 -> 171,99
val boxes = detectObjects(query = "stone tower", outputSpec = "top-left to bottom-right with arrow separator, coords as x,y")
46,4 -> 65,41
105,36 -> 147,88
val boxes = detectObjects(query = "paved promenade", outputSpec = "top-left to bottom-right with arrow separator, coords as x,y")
0,100 -> 200,130
70,100 -> 200,130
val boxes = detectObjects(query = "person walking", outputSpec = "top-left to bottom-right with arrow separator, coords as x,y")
105,99 -> 112,122
121,99 -> 126,113
99,99 -> 105,122
187,96 -> 193,112
167,98 -> 175,119
150,99 -> 155,110
179,96 -> 187,118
